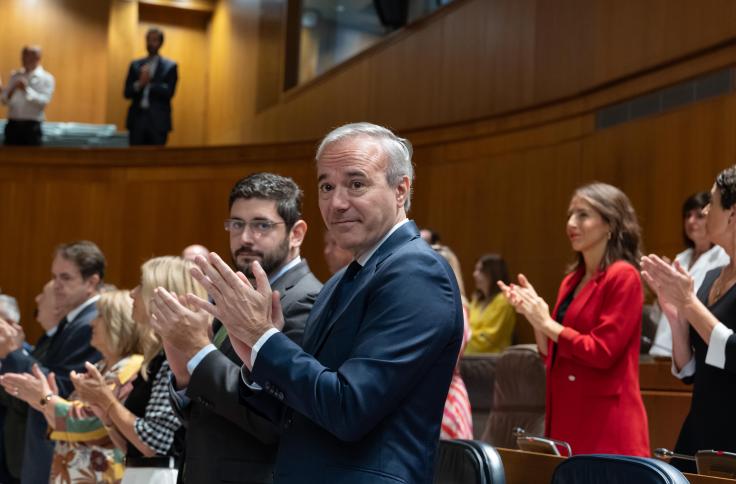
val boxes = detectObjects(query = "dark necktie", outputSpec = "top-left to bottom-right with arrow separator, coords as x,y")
326,261 -> 362,319
33,316 -> 67,362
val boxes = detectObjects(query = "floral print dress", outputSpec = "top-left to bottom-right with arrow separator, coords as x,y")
49,354 -> 143,484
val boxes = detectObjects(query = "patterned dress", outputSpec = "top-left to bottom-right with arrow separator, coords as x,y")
49,355 -> 143,484
441,305 -> 473,439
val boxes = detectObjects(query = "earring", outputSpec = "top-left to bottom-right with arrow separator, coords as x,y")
607,231 -> 612,240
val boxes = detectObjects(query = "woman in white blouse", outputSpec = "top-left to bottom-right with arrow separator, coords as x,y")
649,192 -> 729,357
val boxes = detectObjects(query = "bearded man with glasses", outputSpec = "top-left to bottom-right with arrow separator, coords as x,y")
153,172 -> 322,483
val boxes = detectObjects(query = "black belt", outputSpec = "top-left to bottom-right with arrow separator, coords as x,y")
124,456 -> 177,469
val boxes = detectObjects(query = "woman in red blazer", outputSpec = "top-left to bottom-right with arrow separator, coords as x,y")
500,182 -> 649,456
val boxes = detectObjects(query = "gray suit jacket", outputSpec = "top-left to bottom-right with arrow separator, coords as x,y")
173,259 -> 322,483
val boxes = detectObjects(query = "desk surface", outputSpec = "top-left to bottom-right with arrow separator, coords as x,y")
497,448 -> 736,484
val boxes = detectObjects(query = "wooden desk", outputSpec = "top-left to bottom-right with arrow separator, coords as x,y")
497,448 -> 564,484
497,448 -> 736,484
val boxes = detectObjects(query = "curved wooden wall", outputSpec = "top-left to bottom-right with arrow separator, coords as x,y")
4,36 -> 736,342
3,0 -> 736,147
239,0 -> 736,143
3,0 -> 736,343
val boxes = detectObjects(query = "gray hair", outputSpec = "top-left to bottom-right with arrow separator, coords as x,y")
316,122 -> 415,211
0,295 -> 20,323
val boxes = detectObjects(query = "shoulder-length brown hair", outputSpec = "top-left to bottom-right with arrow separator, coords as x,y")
473,253 -> 510,302
568,182 -> 642,273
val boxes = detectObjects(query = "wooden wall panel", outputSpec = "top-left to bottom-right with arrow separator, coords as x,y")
4,83 -> 735,344
0,149 -> 321,343
0,0 -> 109,124
581,95 -> 736,258
204,0 -> 261,145
242,0 -> 736,143
106,0 -> 139,130
3,0 -> 736,345
3,0 -> 736,147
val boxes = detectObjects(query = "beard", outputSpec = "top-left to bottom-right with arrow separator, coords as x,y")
232,235 -> 290,279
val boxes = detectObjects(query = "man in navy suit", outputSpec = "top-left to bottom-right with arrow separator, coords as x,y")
190,123 -> 464,483
124,27 -> 178,146
0,240 -> 103,483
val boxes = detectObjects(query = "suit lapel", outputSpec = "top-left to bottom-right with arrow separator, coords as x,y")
272,260 -> 310,299
301,277 -> 340,352
558,270 -> 603,327
305,221 -> 420,356
153,57 -> 167,82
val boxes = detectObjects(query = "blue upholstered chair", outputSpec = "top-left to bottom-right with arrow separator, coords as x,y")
551,454 -> 689,484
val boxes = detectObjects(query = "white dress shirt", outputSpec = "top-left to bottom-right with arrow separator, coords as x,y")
1,66 -> 55,121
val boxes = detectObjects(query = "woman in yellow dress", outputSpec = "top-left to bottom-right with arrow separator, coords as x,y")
465,254 -> 516,353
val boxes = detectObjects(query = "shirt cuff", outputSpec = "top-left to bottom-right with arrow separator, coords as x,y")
251,328 -> 280,368
186,344 -> 217,375
168,375 -> 190,408
240,364 -> 262,392
705,322 -> 734,370
672,355 -> 696,379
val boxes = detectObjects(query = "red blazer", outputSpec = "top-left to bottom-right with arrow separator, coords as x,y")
545,260 -> 650,456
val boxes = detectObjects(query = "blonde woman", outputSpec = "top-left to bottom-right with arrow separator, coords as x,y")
432,245 -> 473,440
72,256 -> 208,484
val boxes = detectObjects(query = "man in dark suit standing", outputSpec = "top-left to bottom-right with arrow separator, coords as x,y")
0,241 -> 103,483
190,123 -> 464,484
152,173 -> 322,483
124,27 -> 178,146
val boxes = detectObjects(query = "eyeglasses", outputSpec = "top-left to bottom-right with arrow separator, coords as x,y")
224,218 -> 285,237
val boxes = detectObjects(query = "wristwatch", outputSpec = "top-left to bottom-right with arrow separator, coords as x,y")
39,393 -> 53,406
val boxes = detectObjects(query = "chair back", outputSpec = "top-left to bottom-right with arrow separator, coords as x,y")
433,439 -> 506,484
460,354 -> 500,438
481,344 -> 545,447
551,454 -> 689,484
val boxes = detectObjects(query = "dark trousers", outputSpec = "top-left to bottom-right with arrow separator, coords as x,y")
3,120 -> 42,146
128,111 -> 169,146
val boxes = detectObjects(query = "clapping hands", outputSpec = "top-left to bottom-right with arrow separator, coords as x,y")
0,318 -> 25,358
641,254 -> 694,327
498,274 -> 552,330
0,364 -> 57,410
187,253 -> 285,368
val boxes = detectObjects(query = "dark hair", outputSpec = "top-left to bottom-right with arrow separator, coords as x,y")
146,27 -> 164,44
570,182 -> 642,272
423,228 -> 441,244
474,253 -> 509,301
56,240 -> 106,282
715,165 -> 736,209
681,191 -> 711,248
228,173 -> 303,230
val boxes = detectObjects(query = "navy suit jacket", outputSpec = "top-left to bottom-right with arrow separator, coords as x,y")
124,55 -> 178,132
242,221 -> 463,484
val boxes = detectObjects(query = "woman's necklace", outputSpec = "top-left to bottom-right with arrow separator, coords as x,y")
712,266 -> 736,300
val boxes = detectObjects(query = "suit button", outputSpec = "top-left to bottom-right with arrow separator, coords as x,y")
568,375 -> 576,382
